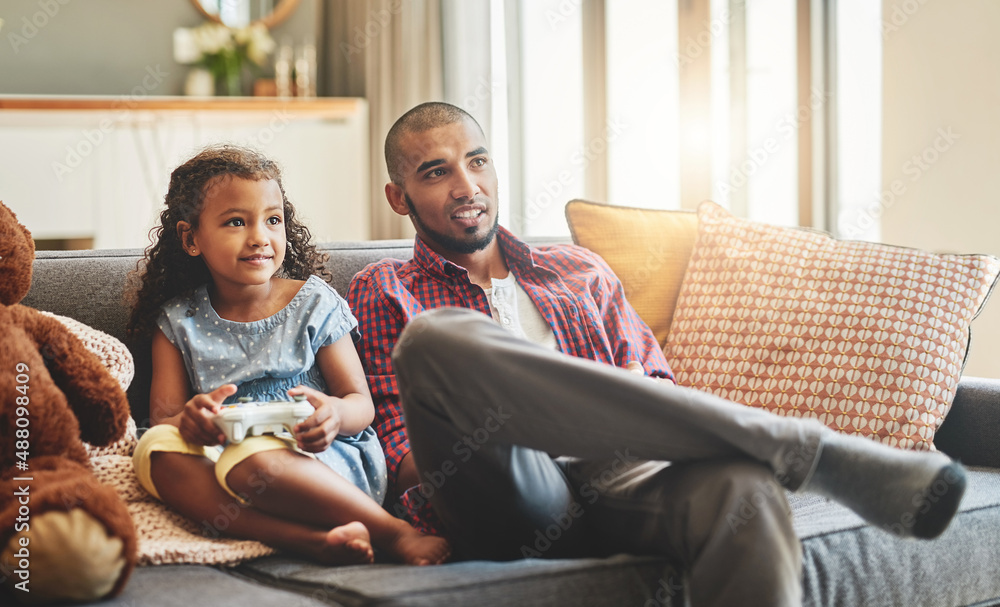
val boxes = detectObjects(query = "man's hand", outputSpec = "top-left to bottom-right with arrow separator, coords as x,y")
626,361 -> 670,383
289,385 -> 343,453
178,384 -> 236,446
626,361 -> 645,375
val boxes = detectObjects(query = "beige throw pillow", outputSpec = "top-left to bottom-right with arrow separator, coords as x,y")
665,201 -> 1000,450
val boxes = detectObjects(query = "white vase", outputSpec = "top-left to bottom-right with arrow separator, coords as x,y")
184,68 -> 215,97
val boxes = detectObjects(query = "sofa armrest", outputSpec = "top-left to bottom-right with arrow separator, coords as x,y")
934,376 -> 1000,467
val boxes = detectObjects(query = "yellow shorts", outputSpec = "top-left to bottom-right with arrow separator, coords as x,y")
132,424 -> 303,501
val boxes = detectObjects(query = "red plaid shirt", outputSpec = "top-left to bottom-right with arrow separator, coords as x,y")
346,227 -> 674,529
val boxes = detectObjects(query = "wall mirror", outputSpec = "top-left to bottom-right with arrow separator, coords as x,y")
191,0 -> 301,29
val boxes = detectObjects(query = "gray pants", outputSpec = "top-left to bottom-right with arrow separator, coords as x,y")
394,308 -> 820,607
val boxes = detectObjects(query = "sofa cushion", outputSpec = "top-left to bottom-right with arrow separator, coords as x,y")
78,564 -> 330,607
565,199 -> 698,348
665,201 -> 1000,449
237,553 -> 680,607
229,469 -> 1000,607
791,467 -> 1000,607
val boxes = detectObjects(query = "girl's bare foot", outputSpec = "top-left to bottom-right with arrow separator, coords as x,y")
317,521 -> 374,565
386,525 -> 451,566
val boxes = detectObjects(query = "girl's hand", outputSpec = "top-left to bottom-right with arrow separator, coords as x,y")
178,384 -> 237,446
288,385 -> 342,453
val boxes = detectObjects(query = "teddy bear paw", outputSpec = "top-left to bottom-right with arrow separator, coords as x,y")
2,509 -> 126,604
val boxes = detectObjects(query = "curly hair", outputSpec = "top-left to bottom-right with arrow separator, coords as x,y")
126,144 -> 331,339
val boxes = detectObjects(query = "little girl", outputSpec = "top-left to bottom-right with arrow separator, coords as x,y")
127,145 -> 449,566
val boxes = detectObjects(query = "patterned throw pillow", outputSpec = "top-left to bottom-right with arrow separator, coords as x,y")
665,201 -> 1000,450
565,199 -> 698,347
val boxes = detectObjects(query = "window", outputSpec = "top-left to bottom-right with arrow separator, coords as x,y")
605,0 -> 680,215
512,0 -> 587,237
833,0 -> 883,241
711,0 -> 799,227
483,0 -> 881,238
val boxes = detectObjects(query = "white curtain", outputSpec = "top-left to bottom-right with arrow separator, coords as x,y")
324,0 -> 444,240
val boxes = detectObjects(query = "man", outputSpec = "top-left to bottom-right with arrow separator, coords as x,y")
346,101 -> 966,606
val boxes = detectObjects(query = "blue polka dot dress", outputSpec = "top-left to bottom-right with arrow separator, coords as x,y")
157,275 -> 388,505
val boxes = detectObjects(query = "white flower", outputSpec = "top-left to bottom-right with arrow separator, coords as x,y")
193,22 -> 234,56
233,25 -> 253,46
235,24 -> 276,66
174,19 -> 276,94
173,27 -> 203,64
174,22 -> 275,67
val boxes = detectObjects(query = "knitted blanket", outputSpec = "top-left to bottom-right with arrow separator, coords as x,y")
88,420 -> 276,566
54,312 -> 277,566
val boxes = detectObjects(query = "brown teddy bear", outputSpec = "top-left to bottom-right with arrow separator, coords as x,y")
0,201 -> 137,603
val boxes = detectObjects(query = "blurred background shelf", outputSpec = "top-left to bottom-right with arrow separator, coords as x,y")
0,95 -> 370,249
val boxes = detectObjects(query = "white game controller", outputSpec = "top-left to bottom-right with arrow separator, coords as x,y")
213,395 -> 313,443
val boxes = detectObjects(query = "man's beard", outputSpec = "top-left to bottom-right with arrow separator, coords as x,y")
405,193 -> 499,255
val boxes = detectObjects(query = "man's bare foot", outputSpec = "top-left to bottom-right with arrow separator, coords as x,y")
317,521 -> 374,565
385,525 -> 451,566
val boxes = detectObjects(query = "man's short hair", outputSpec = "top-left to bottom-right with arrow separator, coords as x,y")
384,102 -> 484,184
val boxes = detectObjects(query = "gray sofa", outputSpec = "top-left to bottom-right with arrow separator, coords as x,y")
14,240 -> 1000,607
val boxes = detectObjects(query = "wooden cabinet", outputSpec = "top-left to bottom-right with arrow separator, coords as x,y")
0,96 -> 370,248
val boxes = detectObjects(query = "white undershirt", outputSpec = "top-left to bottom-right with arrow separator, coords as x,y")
483,274 -> 558,350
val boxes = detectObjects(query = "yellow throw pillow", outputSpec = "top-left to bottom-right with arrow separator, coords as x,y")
565,199 -> 698,347
665,201 -> 1000,450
